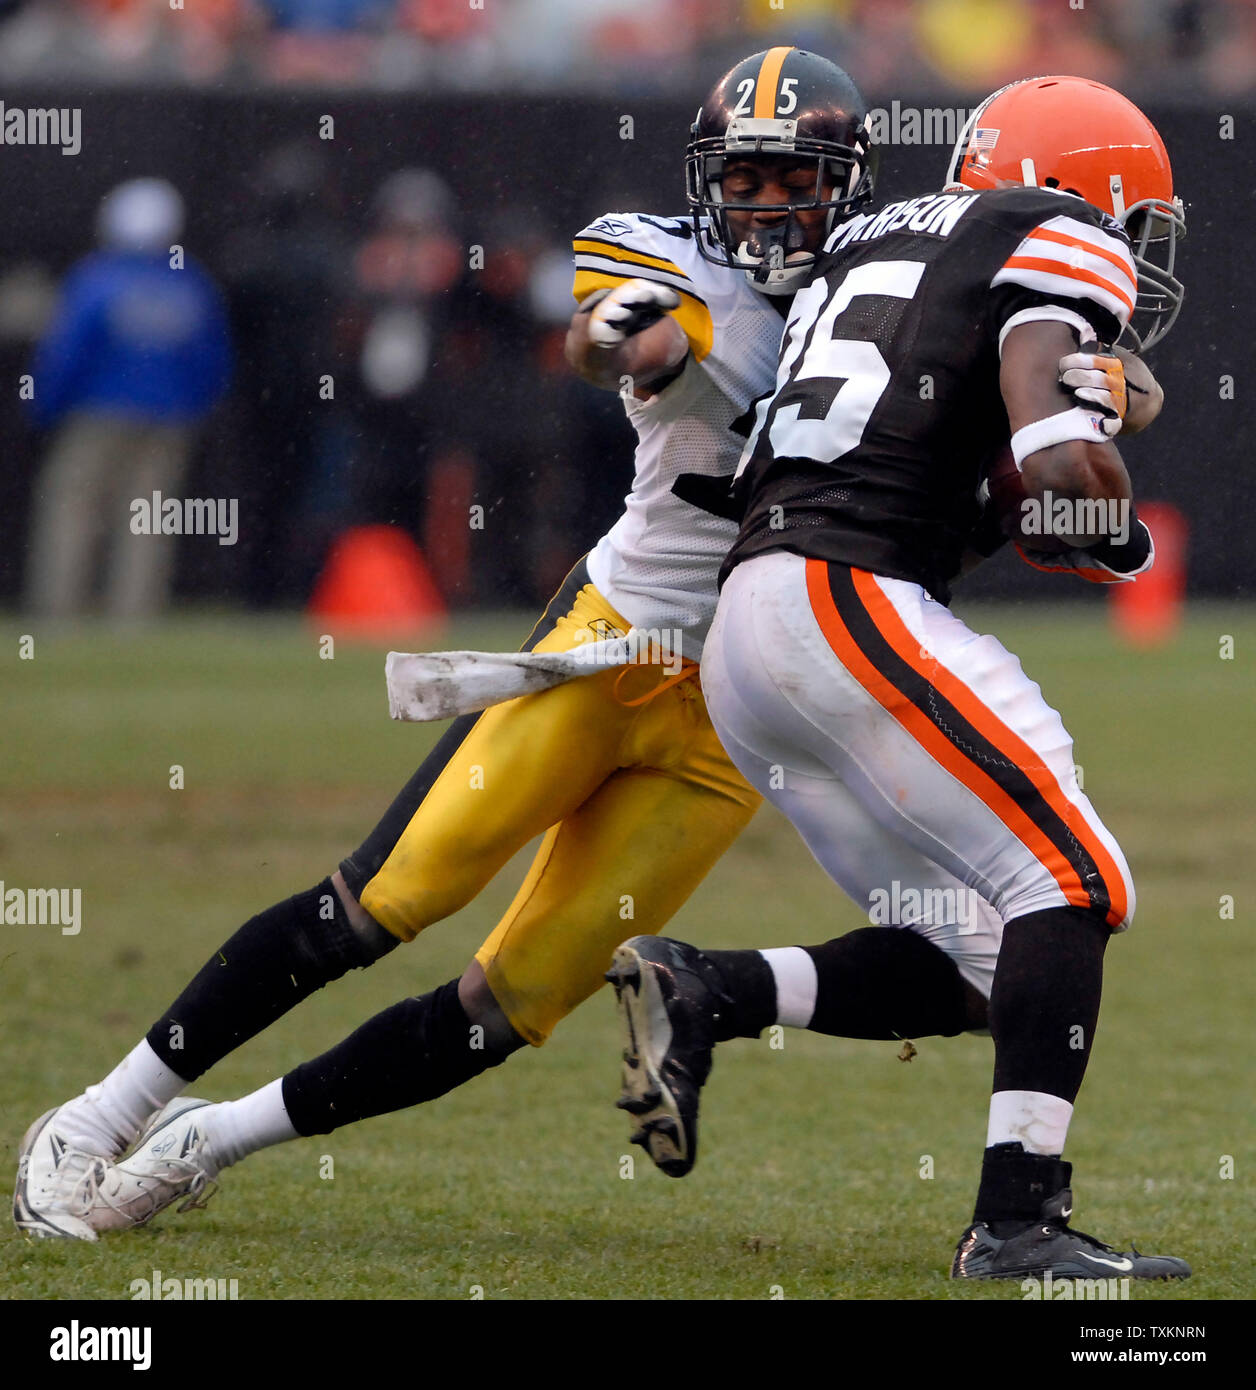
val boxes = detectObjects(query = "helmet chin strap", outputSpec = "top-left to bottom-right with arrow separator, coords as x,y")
741,219 -> 813,294
737,245 -> 812,294
744,220 -> 807,268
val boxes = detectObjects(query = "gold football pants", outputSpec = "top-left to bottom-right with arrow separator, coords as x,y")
350,567 -> 760,1044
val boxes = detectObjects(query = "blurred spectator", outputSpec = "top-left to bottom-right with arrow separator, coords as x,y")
343,169 -> 467,581
914,0 -> 1035,87
396,0 -> 481,43
259,0 -> 390,30
1,0 -> 1253,94
451,211 -> 587,604
24,178 -> 231,620
219,143 -> 351,606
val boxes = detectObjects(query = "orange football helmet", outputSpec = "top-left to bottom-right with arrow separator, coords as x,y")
944,76 -> 1185,349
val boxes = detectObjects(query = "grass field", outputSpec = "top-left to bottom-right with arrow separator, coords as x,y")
1,603 -> 1252,1301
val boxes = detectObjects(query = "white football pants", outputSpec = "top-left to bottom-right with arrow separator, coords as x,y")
701,552 -> 1134,1000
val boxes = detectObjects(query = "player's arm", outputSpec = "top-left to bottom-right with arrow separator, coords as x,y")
1000,318 -> 1132,548
955,342 -> 1161,580
565,280 -> 690,400
971,205 -> 1159,578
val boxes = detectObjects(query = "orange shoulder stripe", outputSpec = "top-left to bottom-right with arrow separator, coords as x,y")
1025,226 -> 1138,292
1002,255 -> 1136,316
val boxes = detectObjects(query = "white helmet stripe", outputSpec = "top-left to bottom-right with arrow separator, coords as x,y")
943,75 -> 1053,189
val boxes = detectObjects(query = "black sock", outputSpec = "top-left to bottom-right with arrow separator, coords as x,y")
701,949 -> 777,1040
972,905 -> 1109,1228
988,906 -> 1107,1102
146,877 -> 398,1082
804,927 -> 975,1040
705,929 -> 978,1041
281,979 -> 511,1136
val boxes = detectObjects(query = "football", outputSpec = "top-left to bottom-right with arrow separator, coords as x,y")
983,445 -> 1070,552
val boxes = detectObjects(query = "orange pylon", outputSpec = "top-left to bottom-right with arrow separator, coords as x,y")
1111,502 -> 1187,647
308,524 -> 447,640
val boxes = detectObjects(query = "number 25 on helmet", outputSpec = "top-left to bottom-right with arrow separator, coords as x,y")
686,47 -> 876,295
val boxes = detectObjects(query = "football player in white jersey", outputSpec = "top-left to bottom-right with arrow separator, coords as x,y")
14,52 -> 1154,1243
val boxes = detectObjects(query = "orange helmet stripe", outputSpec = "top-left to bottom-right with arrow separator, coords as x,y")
753,46 -> 793,119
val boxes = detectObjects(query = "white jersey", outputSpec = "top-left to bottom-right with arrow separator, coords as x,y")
572,212 -> 785,659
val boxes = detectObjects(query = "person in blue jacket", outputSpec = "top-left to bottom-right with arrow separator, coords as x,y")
25,177 -> 232,619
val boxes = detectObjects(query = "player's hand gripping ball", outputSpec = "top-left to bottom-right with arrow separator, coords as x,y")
1059,343 -> 1127,436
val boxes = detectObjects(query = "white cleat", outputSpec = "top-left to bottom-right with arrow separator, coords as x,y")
90,1098 -> 220,1233
13,1106 -> 112,1242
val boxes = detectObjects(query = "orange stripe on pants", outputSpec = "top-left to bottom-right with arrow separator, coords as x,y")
805,560 -> 1127,926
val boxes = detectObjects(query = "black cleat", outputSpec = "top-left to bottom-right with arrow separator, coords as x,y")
605,936 -> 732,1178
951,1187 -> 1191,1281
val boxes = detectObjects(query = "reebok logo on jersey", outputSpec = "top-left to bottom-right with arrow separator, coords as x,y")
587,216 -> 633,238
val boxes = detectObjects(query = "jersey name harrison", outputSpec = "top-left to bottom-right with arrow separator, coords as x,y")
828,191 -> 978,251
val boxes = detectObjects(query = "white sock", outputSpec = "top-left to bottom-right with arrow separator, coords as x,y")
62,1040 -> 187,1156
204,1079 -> 298,1171
986,1089 -> 1074,1155
760,946 -> 818,1028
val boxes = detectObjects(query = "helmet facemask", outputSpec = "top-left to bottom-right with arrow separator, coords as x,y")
1118,193 -> 1186,352
686,116 -> 874,295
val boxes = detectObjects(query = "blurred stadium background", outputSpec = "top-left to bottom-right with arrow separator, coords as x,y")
1,0 -> 1253,1303
0,0 -> 1249,618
